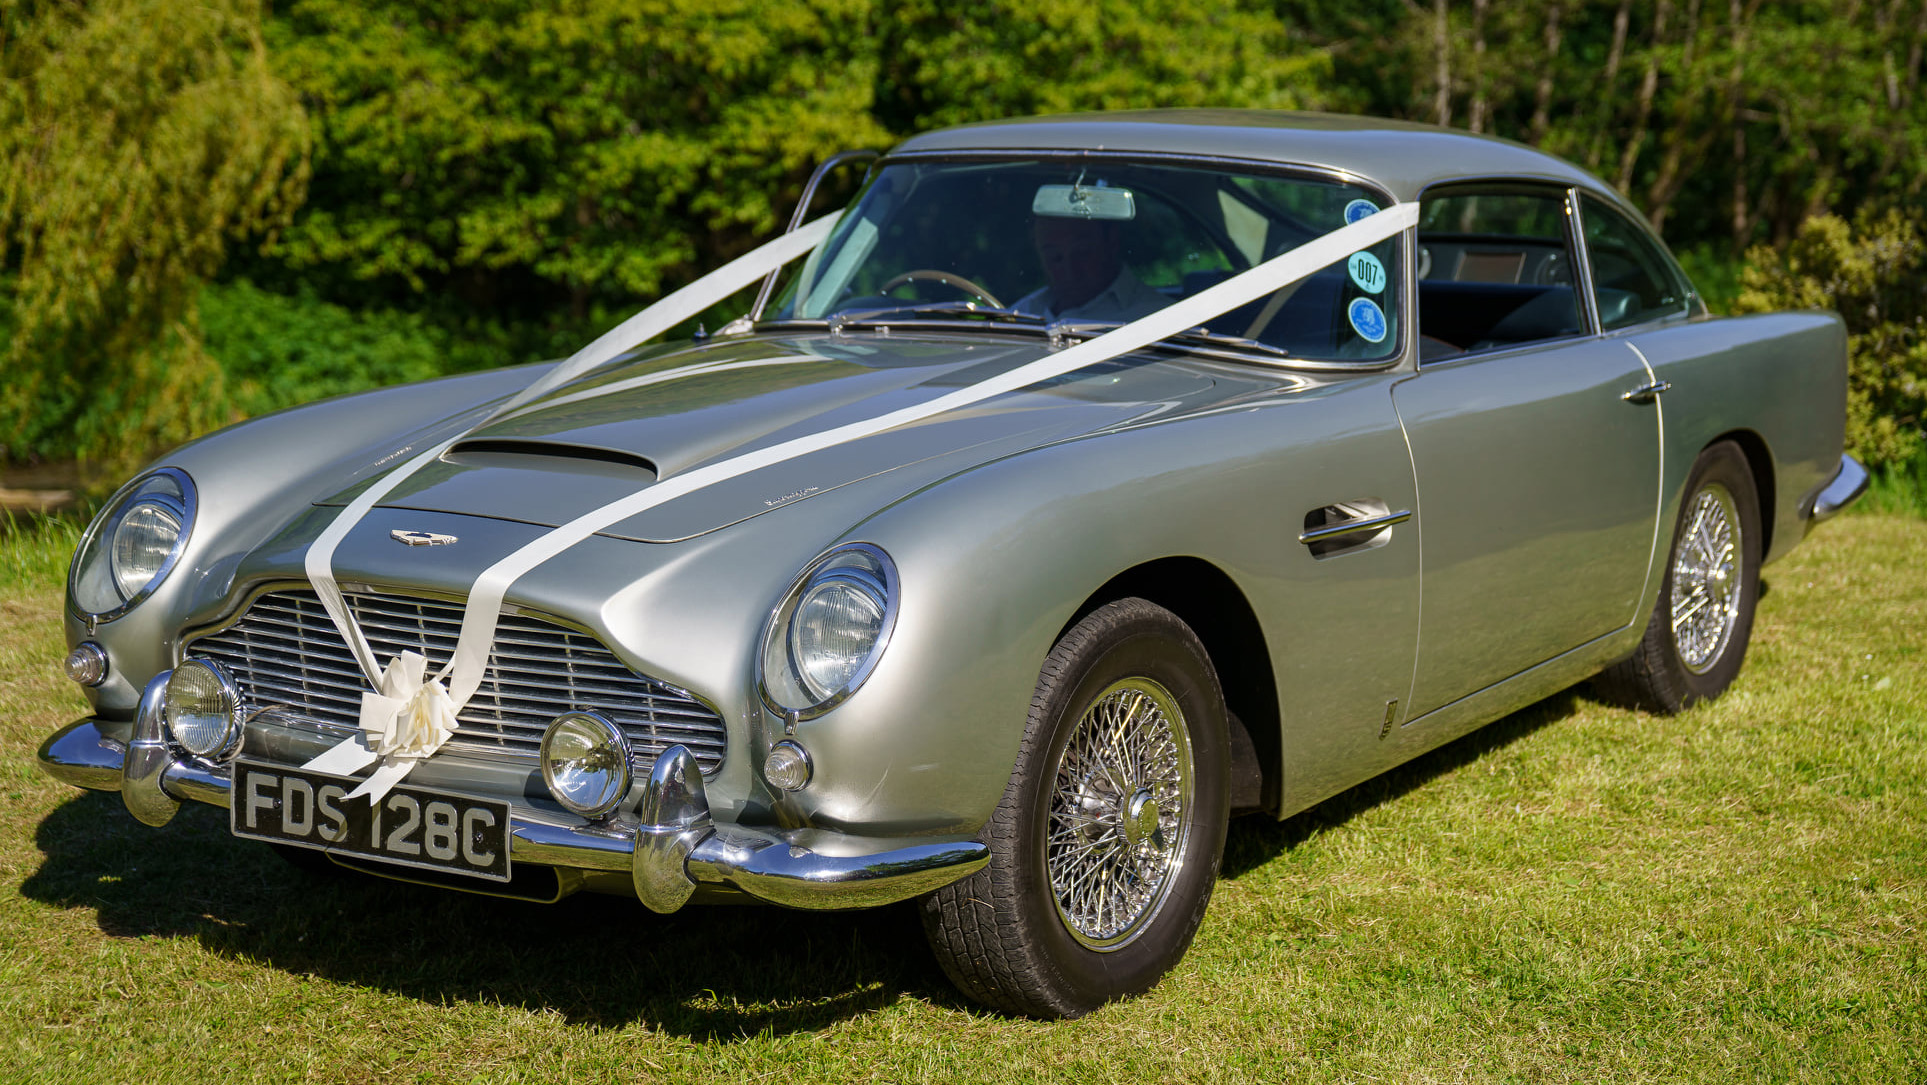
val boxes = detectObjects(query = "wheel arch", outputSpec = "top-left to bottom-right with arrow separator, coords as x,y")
1056,557 -> 1280,817
1703,427 -> 1776,558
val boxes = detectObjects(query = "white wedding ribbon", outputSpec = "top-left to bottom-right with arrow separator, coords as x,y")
303,201 -> 1419,801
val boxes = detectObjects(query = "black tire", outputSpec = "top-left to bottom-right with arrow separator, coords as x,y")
921,598 -> 1230,1018
1595,441 -> 1762,712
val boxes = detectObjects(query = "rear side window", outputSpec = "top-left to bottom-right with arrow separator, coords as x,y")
1416,189 -> 1583,358
1579,195 -> 1693,330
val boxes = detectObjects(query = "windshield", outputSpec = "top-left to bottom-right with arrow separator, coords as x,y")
769,157 -> 1402,361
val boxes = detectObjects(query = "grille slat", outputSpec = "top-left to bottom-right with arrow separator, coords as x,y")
186,589 -> 726,773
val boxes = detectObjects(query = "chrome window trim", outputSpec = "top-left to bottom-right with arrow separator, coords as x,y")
1566,187 -> 1604,336
757,541 -> 900,724
1412,179 -> 1595,369
67,466 -> 198,627
1573,191 -> 1701,333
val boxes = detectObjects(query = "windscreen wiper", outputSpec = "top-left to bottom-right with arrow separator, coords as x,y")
1158,327 -> 1292,358
826,302 -> 1047,329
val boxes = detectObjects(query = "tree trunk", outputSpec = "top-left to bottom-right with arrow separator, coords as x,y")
1618,0 -> 1674,192
1434,0 -> 1452,126
1729,0 -> 1749,250
1470,0 -> 1490,134
1589,0 -> 1634,169
1529,3 -> 1564,144
1646,0 -> 1705,230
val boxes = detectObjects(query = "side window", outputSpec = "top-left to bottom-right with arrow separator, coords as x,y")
1416,189 -> 1583,359
1580,195 -> 1693,330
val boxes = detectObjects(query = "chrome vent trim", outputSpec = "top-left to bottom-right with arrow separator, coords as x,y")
184,588 -> 725,774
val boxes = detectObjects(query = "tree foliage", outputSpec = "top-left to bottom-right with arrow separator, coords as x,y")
1322,0 -> 1927,252
1736,212 -> 1926,471
5,0 -> 1927,469
874,0 -> 1329,132
0,0 -> 308,466
262,0 -> 891,317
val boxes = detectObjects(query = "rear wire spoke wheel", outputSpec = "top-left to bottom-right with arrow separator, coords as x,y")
921,598 -> 1229,1018
1595,441 -> 1762,712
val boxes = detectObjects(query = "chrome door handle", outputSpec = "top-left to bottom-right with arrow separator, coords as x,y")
1298,508 -> 1412,546
1622,379 -> 1672,404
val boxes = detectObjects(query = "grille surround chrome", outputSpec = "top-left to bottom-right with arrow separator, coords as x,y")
182,586 -> 726,774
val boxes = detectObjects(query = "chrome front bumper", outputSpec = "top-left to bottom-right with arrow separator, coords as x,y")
37,675 -> 987,913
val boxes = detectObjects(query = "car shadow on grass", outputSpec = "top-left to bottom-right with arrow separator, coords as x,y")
1221,689 -> 1585,878
20,790 -> 970,1037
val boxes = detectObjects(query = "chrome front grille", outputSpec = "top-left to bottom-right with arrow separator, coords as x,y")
185,588 -> 726,773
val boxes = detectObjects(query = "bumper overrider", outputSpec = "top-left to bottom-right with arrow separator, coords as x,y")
38,672 -> 988,912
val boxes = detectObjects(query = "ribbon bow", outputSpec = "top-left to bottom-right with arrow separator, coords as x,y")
304,651 -> 458,802
361,651 -> 458,761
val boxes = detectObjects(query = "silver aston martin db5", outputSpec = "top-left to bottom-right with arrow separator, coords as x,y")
39,111 -> 1866,1018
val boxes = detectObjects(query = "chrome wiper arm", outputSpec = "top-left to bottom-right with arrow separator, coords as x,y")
828,302 -> 1047,328
1159,327 -> 1292,358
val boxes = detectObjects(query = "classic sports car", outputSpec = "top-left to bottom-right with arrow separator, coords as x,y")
40,111 -> 1866,1018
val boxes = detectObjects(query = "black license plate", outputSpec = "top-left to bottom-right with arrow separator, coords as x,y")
230,759 -> 512,882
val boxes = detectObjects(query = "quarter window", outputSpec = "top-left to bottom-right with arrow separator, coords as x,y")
1579,195 -> 1693,330
1416,189 -> 1584,360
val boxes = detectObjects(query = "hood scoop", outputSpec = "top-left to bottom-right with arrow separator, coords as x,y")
443,439 -> 658,482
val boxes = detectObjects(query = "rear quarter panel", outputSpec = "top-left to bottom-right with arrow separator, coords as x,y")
1621,312 -> 1847,572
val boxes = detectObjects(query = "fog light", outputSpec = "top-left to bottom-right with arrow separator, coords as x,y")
64,643 -> 108,687
540,712 -> 632,819
764,740 -> 812,792
163,659 -> 242,758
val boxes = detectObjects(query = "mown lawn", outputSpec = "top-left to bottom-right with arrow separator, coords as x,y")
1,513 -> 1920,1084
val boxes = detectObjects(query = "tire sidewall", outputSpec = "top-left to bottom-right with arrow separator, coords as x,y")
1659,442 -> 1763,705
1008,604 -> 1230,1008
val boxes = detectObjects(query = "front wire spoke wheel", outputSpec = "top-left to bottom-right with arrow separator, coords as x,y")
1047,678 -> 1194,949
920,597 -> 1230,1018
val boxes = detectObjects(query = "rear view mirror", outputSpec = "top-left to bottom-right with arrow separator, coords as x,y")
1032,184 -> 1136,221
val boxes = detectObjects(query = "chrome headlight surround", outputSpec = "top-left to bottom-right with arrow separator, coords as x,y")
540,711 -> 634,820
67,467 -> 197,625
758,542 -> 899,721
163,658 -> 244,760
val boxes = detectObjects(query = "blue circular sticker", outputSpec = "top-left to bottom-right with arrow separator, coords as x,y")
1347,251 -> 1387,294
1347,297 -> 1388,343
1343,199 -> 1380,224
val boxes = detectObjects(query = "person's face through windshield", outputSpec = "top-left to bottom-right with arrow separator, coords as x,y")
1032,217 -> 1123,311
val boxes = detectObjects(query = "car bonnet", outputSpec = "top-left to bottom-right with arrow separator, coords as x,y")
314,332 -> 1246,543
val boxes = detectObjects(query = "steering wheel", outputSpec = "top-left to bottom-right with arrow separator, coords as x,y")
878,269 -> 1005,309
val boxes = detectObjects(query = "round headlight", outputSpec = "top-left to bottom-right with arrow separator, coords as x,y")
111,501 -> 183,598
759,543 -> 897,718
69,468 -> 195,622
164,659 -> 242,758
540,712 -> 632,819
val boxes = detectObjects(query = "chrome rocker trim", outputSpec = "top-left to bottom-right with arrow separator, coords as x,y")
36,676 -> 989,913
1809,453 -> 1870,524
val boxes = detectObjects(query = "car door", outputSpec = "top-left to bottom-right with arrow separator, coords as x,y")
1393,184 -> 1662,719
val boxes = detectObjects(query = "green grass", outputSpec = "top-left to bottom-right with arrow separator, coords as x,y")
2,515 -> 1922,1083
1857,452 -> 1927,519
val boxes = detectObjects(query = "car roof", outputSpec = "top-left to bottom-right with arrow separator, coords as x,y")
889,110 -> 1609,204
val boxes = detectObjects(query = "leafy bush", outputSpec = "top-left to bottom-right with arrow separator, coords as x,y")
1736,211 -> 1927,473
198,280 -> 451,416
0,0 -> 307,468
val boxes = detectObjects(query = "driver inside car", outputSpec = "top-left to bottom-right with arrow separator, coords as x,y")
1011,216 -> 1170,324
